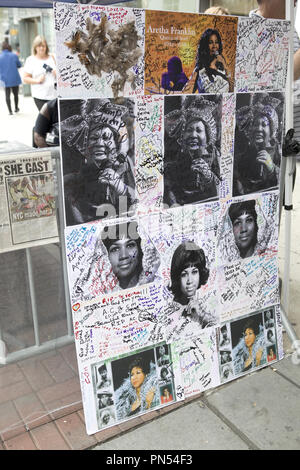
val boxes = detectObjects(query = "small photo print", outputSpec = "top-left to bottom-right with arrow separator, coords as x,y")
160,383 -> 174,405
156,344 -> 171,367
218,307 -> 278,382
95,363 -> 112,391
91,361 -> 116,429
267,344 -> 277,362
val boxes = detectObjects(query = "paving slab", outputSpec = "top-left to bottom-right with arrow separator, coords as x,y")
205,359 -> 300,450
92,401 -> 249,451
271,355 -> 300,386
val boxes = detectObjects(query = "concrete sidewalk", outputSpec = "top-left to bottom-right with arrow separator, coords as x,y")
91,355 -> 300,450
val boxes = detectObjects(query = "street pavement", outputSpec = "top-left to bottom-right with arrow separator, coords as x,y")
1,91 -> 300,451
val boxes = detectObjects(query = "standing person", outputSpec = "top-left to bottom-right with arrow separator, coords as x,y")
0,42 -> 22,115
23,35 -> 56,110
33,98 -> 59,148
204,6 -> 229,15
161,56 -> 188,92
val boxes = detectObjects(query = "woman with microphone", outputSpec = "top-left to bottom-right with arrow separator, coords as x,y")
233,93 -> 283,196
185,28 -> 230,94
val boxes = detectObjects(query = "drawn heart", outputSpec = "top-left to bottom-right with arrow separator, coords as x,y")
72,303 -> 80,311
140,122 -> 146,132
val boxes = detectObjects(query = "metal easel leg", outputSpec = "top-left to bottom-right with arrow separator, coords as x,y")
280,304 -> 299,344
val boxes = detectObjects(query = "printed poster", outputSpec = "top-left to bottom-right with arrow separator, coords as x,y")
144,10 -> 238,95
54,2 -> 290,435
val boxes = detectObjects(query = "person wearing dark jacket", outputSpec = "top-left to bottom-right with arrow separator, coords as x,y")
0,42 -> 22,115
33,98 -> 59,148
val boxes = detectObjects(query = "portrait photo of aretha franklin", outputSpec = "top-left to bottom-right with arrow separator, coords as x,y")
111,349 -> 160,421
167,241 -> 216,335
60,98 -> 136,226
233,92 -> 284,197
230,313 -> 267,376
163,95 -> 222,207
101,220 -> 160,291
218,195 -> 278,263
190,28 -> 230,94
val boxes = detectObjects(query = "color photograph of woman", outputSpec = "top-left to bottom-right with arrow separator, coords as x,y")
144,10 -> 238,95
267,345 -> 277,362
233,92 -> 284,196
160,384 -> 174,404
112,349 -> 160,421
230,313 -> 267,376
185,28 -> 230,94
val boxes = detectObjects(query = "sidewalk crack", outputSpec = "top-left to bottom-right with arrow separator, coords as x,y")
199,397 -> 260,450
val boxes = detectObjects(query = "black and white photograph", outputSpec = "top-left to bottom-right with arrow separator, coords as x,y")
217,193 -> 279,263
264,308 -> 275,329
219,324 -> 231,349
97,391 -> 114,410
100,219 -> 161,291
220,350 -> 232,365
99,407 -> 116,427
266,328 -> 276,347
96,363 -> 112,391
221,363 -> 234,382
59,98 -> 136,226
163,94 -> 222,207
232,92 -> 284,197
166,240 -> 218,342
156,344 -> 171,367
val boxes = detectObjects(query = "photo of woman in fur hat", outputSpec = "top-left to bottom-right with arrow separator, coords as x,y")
233,92 -> 284,196
230,312 -> 267,376
60,97 -> 136,226
112,349 -> 160,421
163,94 -> 222,207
